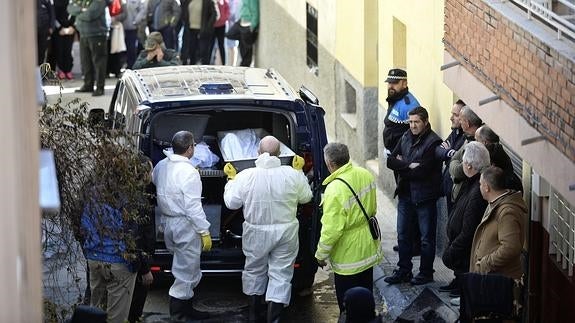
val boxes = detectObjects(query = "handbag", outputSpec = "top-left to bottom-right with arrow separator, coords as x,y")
225,20 -> 242,40
110,22 -> 127,54
333,178 -> 380,240
109,0 -> 122,17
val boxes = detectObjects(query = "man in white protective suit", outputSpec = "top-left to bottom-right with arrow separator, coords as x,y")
223,136 -> 312,323
152,130 -> 212,322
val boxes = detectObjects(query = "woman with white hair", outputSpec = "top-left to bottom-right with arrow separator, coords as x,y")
440,141 -> 491,299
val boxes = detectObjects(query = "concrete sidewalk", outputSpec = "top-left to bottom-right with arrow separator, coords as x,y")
372,187 -> 460,321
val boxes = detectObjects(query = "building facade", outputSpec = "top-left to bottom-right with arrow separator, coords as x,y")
258,0 -> 379,166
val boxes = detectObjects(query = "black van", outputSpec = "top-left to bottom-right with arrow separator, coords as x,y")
91,65 -> 328,292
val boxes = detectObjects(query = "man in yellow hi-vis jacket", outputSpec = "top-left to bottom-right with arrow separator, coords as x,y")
315,142 -> 382,313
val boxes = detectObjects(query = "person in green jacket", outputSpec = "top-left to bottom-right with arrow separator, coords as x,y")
132,32 -> 180,69
238,0 -> 258,66
315,142 -> 382,314
68,0 -> 108,96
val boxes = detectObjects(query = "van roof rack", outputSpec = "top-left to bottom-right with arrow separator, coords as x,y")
126,65 -> 298,103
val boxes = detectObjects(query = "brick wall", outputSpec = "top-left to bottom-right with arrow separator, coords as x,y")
444,0 -> 575,162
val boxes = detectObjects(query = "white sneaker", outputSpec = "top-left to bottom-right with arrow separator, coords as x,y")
450,297 -> 460,306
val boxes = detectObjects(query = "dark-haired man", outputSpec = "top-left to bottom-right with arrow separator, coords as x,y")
382,68 -> 422,255
435,100 -> 466,212
470,166 -> 526,280
449,106 -> 483,201
385,106 -> 442,285
152,130 -> 211,321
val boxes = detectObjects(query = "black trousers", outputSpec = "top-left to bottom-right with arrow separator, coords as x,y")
157,25 -> 176,50
239,26 -> 256,67
124,29 -> 139,69
79,35 -> 108,89
37,29 -> 50,65
182,28 -> 212,65
128,273 -> 149,323
52,32 -> 75,73
210,25 -> 226,65
334,267 -> 373,313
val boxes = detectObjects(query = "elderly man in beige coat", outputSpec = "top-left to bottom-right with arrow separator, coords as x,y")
470,166 -> 526,280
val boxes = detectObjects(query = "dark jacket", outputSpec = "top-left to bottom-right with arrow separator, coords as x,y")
54,0 -> 75,29
181,0 -> 218,35
132,48 -> 180,69
382,89 -> 420,151
38,0 -> 56,30
147,0 -> 181,30
67,0 -> 108,38
387,124 -> 443,203
486,142 -> 523,192
442,173 -> 487,272
435,127 -> 465,197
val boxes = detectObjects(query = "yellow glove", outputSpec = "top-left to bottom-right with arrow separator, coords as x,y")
292,155 -> 304,170
224,163 -> 237,180
201,233 -> 212,252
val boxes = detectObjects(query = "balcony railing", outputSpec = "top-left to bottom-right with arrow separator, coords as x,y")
510,0 -> 575,40
549,189 -> 575,277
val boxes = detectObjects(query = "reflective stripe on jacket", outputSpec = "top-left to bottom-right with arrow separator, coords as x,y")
315,162 -> 382,275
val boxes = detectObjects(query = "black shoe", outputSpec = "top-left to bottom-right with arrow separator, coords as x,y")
92,88 -> 104,96
267,301 -> 283,323
248,295 -> 265,323
75,85 -> 93,93
169,297 -> 189,323
449,290 -> 461,298
410,273 -> 434,285
393,245 -> 399,252
439,278 -> 458,292
384,269 -> 413,284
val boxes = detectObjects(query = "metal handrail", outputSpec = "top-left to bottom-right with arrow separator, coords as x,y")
510,0 -> 575,40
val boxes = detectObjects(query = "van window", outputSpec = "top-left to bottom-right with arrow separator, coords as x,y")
112,82 -> 127,129
125,87 -> 141,135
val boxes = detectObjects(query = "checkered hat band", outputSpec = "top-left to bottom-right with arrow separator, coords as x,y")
387,75 -> 407,80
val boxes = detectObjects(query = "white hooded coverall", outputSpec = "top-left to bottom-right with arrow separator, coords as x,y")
223,153 -> 313,305
152,153 -> 210,300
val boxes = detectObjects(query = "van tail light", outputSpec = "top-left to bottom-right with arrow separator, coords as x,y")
302,152 -> 313,174
150,266 -> 161,273
293,263 -> 301,268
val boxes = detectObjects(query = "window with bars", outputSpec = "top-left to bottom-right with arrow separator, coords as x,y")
306,3 -> 318,75
549,189 -> 575,276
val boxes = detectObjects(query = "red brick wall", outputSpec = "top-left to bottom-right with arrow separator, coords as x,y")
444,0 -> 575,162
